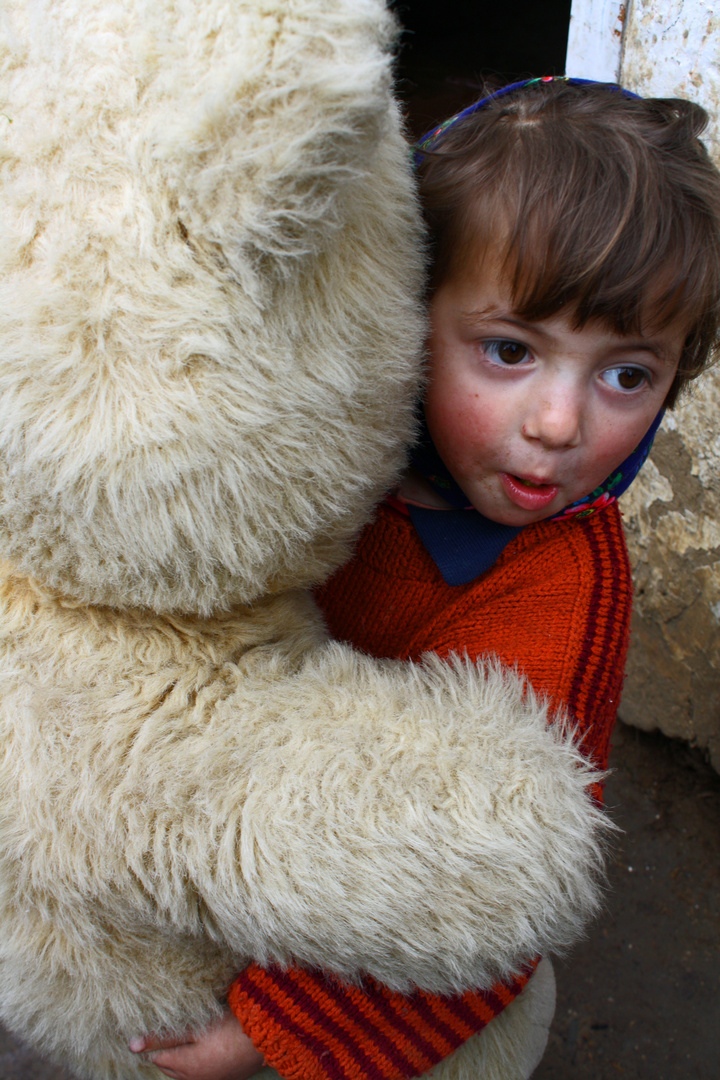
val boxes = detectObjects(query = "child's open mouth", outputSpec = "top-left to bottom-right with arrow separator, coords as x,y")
500,473 -> 559,511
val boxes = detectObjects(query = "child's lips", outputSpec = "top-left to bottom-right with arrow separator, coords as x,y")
500,472 -> 560,511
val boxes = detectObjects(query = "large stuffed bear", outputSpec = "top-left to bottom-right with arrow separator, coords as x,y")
0,3 -> 606,1078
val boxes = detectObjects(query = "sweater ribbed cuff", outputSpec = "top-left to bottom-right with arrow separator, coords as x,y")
228,963 -> 534,1080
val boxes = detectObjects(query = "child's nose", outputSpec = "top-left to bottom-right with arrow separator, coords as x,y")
522,391 -> 582,450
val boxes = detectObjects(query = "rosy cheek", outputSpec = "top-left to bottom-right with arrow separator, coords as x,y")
595,430 -> 638,472
458,397 -> 501,439
424,383 -> 460,437
426,365 -> 502,459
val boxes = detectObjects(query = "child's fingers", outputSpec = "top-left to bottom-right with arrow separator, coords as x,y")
146,1042 -> 223,1080
129,1031 -> 195,1053
130,1011 -> 264,1080
145,1048 -> 190,1080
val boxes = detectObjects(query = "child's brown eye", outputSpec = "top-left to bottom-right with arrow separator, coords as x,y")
486,340 -> 529,364
618,368 -> 644,389
607,367 -> 647,390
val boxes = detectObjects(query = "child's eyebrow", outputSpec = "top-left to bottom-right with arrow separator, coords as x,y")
615,340 -> 678,365
460,309 -> 552,337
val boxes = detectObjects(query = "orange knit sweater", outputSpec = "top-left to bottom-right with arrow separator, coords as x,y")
229,501 -> 633,1080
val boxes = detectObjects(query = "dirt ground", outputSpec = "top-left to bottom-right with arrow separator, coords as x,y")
535,721 -> 720,1080
2,719 -> 718,1080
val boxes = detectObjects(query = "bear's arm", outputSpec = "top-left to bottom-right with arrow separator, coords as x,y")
169,637 -> 607,995
2,573 -> 607,999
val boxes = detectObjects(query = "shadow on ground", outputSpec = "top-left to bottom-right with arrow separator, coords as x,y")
2,721 -> 719,1080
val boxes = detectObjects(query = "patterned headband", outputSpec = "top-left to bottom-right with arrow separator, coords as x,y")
413,74 -> 641,166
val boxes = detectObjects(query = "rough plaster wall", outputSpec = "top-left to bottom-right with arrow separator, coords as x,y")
617,1 -> 720,769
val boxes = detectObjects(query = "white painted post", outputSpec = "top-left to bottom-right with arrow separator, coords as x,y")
565,0 -> 627,81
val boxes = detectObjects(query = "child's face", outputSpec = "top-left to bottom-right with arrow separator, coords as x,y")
425,265 -> 684,526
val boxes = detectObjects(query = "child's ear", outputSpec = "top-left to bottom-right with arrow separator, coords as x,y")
151,1 -> 399,292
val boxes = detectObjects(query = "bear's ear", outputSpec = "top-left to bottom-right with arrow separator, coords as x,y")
150,2 -> 400,293
0,0 -> 425,615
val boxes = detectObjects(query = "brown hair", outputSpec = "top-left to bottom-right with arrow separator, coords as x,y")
417,80 -> 720,406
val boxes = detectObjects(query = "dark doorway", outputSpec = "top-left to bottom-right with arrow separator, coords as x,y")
394,0 -> 572,137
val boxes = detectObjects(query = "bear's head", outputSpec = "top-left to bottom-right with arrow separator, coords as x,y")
0,0 -> 425,615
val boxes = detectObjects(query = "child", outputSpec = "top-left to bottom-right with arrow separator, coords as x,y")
133,77 -> 720,1080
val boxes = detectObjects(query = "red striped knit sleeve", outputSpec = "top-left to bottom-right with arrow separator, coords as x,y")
228,964 -> 535,1080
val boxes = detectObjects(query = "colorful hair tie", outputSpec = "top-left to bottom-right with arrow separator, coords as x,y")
412,75 -> 640,166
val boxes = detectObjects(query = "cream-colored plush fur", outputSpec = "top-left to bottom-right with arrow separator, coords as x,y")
0,0 -> 423,614
0,3 -> 607,1078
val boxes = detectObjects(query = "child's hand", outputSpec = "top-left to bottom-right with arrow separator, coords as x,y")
129,1009 -> 265,1080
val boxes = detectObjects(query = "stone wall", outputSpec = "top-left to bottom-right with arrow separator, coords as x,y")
568,0 -> 720,770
